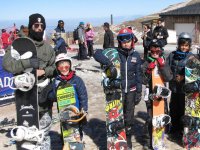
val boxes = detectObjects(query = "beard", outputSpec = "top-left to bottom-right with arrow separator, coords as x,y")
29,29 -> 44,42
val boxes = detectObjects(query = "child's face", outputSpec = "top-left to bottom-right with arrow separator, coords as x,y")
57,60 -> 70,76
150,46 -> 160,59
180,43 -> 190,52
121,40 -> 132,49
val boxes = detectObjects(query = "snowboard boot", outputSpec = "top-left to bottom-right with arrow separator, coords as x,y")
152,114 -> 171,128
153,85 -> 171,98
108,120 -> 125,135
149,94 -> 162,101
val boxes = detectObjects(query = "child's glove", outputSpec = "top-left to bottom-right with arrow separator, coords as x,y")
146,62 -> 156,74
156,57 -> 165,68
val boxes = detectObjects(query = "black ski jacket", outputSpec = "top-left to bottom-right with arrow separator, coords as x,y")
94,48 -> 142,93
166,50 -> 193,93
103,29 -> 114,49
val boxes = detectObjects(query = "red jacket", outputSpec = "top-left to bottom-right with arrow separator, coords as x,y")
1,32 -> 11,44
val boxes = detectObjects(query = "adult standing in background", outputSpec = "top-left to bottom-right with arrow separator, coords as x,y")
85,23 -> 95,58
141,24 -> 153,60
152,19 -> 168,48
103,22 -> 114,49
77,22 -> 88,60
55,20 -> 65,33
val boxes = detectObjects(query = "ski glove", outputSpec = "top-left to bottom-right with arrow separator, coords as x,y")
29,58 -> 39,69
157,57 -> 165,68
135,92 -> 142,105
146,62 -> 156,74
105,64 -> 117,79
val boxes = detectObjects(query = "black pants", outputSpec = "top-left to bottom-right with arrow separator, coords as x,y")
169,93 -> 185,132
122,91 -> 136,130
122,91 -> 136,148
87,40 -> 94,57
78,43 -> 87,60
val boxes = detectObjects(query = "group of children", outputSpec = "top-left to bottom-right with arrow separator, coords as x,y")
54,27 -> 196,149
2,12 -> 198,149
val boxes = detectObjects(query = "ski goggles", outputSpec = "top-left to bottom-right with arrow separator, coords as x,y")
57,66 -> 70,71
151,51 -> 160,55
33,23 -> 44,29
117,34 -> 133,42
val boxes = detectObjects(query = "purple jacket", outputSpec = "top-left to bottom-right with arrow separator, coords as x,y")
85,29 -> 94,41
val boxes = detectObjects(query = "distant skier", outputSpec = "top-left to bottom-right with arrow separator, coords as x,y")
55,20 -> 65,33
85,23 -> 95,58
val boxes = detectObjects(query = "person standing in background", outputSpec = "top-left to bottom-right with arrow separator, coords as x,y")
103,22 -> 114,49
85,23 -> 95,58
141,24 -> 153,60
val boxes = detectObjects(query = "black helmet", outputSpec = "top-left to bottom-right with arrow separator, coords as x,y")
149,39 -> 162,48
178,32 -> 192,46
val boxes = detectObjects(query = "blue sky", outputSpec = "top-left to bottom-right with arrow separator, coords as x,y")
1,0 -> 185,20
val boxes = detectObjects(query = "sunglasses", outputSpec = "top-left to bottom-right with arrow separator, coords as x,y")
57,66 -> 70,71
151,51 -> 160,54
33,23 -> 44,29
117,34 -> 133,42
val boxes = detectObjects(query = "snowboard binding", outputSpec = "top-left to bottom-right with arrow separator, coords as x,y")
108,120 -> 125,135
9,72 -> 35,92
182,116 -> 200,133
152,114 -> 171,128
153,85 -> 171,98
59,105 -> 87,124
10,126 -> 45,143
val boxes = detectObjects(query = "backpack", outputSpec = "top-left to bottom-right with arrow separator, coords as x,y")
73,28 -> 79,41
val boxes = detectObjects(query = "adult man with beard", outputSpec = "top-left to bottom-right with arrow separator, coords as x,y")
3,13 -> 55,149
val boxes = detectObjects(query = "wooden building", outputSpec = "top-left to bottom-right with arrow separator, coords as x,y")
160,0 -> 200,43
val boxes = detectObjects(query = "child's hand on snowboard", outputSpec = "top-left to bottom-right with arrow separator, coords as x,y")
146,62 -> 156,74
156,57 -> 165,68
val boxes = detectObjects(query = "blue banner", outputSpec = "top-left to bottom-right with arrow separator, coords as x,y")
0,56 -> 14,100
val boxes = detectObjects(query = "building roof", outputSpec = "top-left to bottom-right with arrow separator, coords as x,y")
160,0 -> 200,16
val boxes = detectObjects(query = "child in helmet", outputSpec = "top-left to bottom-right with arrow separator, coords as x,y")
52,53 -> 88,144
142,39 -> 173,149
166,32 -> 194,138
94,28 -> 142,149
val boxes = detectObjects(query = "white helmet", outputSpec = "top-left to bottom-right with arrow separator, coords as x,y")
55,53 -> 72,64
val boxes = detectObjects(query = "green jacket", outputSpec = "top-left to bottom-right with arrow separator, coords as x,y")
3,39 -> 55,79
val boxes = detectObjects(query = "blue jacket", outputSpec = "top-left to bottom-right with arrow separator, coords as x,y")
94,48 -> 142,93
52,74 -> 88,111
166,50 -> 193,93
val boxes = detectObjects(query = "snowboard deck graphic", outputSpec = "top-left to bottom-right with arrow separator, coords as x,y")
102,48 -> 127,150
152,65 -> 166,150
183,56 -> 200,149
56,82 -> 84,150
12,37 -> 39,150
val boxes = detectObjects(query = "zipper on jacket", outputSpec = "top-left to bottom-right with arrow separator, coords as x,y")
125,56 -> 129,93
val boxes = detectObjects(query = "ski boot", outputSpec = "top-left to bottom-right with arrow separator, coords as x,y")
108,120 -> 125,135
153,85 -> 171,98
152,114 -> 171,128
